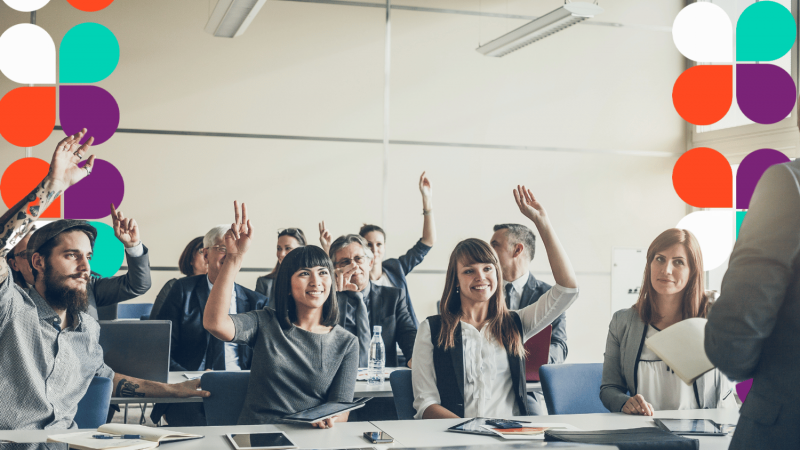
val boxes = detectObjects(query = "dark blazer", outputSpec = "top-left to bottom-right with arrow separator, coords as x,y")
154,274 -> 268,371
705,160 -> 800,450
338,282 -> 417,367
382,240 -> 431,326
88,245 -> 152,320
518,273 -> 568,364
254,273 -> 275,300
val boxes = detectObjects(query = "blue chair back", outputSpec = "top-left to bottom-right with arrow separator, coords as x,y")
74,376 -> 113,428
117,303 -> 153,319
202,371 -> 250,425
389,369 -> 415,420
539,363 -> 610,415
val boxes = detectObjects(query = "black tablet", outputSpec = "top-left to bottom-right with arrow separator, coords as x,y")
283,399 -> 369,423
447,418 -> 504,437
226,433 -> 297,450
653,419 -> 727,436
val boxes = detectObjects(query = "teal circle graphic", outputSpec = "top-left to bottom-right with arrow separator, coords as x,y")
736,1 -> 796,62
59,23 -> 120,83
88,221 -> 124,277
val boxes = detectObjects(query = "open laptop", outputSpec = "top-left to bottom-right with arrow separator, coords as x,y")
524,324 -> 551,382
98,320 -> 171,383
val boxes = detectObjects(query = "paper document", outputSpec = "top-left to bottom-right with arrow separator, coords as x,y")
182,373 -> 203,380
356,367 -> 398,381
96,424 -> 202,442
47,432 -> 157,450
480,423 -> 578,440
645,317 -> 714,385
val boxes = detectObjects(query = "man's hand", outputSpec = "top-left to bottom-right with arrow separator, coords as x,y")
224,201 -> 254,258
168,379 -> 210,398
513,185 -> 548,226
335,263 -> 359,292
49,128 -> 95,188
621,394 -> 653,416
319,221 -> 332,254
110,203 -> 141,248
311,414 -> 341,429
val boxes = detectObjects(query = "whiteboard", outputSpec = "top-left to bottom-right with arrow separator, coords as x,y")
611,248 -> 647,315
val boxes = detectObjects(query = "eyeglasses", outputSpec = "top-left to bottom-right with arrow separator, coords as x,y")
334,255 -> 369,268
209,245 -> 227,254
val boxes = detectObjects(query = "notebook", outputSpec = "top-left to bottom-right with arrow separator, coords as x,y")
544,427 -> 699,450
524,324 -> 552,382
644,318 -> 714,385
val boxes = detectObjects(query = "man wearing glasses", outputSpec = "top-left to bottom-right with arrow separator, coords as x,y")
152,225 -> 267,426
7,224 -> 37,288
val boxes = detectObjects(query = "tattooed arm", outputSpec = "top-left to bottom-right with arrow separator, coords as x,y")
112,373 -> 210,398
0,129 -> 96,283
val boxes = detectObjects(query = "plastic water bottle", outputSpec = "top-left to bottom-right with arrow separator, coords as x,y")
368,326 -> 385,385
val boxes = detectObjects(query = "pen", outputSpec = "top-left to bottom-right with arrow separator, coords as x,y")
722,387 -> 734,401
93,435 -> 141,439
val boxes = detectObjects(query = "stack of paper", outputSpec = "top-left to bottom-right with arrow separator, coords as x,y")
48,424 -> 202,450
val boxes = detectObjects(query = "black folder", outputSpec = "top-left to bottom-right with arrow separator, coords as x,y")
544,427 -> 699,450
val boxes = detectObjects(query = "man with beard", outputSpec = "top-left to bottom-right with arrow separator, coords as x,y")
0,130 -> 208,430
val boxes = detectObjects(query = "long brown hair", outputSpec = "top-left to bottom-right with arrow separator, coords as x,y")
633,228 -> 710,325
438,238 -> 525,357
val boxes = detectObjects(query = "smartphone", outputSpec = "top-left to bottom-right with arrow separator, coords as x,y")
363,432 -> 393,444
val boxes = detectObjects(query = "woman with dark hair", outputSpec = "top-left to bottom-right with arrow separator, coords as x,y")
255,228 -> 306,300
204,202 -> 358,427
600,228 -> 735,415
150,236 -> 207,319
411,186 -> 578,419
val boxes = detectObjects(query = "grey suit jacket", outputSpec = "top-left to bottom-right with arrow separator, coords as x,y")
601,308 -> 732,413
518,274 -> 568,364
705,160 -> 800,449
88,245 -> 152,320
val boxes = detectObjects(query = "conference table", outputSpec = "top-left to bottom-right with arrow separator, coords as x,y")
110,371 -> 543,404
0,408 -> 739,450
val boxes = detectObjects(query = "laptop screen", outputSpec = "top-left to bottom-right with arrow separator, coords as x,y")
99,320 -> 171,383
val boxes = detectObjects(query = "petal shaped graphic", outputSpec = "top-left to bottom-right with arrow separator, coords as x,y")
672,65 -> 732,126
64,159 -> 124,220
2,0 -> 51,12
59,23 -> 119,83
0,158 -> 60,219
0,24 -> 56,84
673,147 -> 732,208
737,1 -> 795,62
736,149 -> 790,209
676,211 -> 734,271
66,0 -> 115,12
0,87 -> 56,147
87,221 -> 124,277
673,2 -> 733,63
59,85 -> 120,145
737,64 -> 796,125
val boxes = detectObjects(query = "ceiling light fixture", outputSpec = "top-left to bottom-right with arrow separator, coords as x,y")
476,1 -> 604,57
205,0 -> 268,38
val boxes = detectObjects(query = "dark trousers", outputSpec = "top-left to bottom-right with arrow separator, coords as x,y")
349,397 -> 398,422
163,403 -> 207,427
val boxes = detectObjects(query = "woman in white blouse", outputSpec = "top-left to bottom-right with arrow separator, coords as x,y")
412,186 -> 579,419
600,228 -> 736,415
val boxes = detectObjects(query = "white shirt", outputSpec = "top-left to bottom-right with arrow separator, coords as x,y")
503,272 -> 529,311
373,272 -> 396,288
412,283 -> 579,419
206,276 -> 241,371
636,325 -> 699,410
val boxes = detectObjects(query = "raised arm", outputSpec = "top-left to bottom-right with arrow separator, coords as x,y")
513,186 -> 577,289
318,221 -> 332,255
419,172 -> 436,247
113,373 -> 209,399
0,130 -> 95,283
203,201 -> 252,342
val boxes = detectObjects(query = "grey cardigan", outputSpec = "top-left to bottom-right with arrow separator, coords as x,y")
600,307 -> 733,413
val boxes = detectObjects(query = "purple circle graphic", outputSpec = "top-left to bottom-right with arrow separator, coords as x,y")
59,85 -> 120,145
63,158 -> 124,219
737,64 -> 797,125
736,149 -> 791,209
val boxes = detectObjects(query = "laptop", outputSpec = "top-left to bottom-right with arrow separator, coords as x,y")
98,320 -> 171,383
524,324 -> 551,382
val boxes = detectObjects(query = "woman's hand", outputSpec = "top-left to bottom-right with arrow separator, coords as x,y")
419,171 -> 433,208
513,185 -> 547,226
318,221 -> 332,254
622,394 -> 654,416
49,128 -> 96,188
335,263 -> 360,292
311,414 -> 340,429
224,201 -> 254,258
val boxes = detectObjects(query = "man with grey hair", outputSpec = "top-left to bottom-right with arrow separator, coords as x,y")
152,224 -> 267,426
490,223 -> 568,363
330,234 -> 417,369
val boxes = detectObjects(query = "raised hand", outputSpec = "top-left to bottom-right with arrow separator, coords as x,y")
318,220 -> 332,254
110,203 -> 141,248
513,185 -> 547,225
224,201 -> 254,257
335,263 -> 359,292
419,171 -> 433,209
49,128 -> 96,187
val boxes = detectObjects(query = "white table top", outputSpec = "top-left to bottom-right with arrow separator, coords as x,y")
110,372 -> 541,404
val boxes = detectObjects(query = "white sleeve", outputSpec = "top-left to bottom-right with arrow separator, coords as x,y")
518,283 -> 579,341
412,319 -> 441,419
124,242 -> 144,257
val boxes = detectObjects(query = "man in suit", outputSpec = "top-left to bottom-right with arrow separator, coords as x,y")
152,224 -> 267,426
331,234 -> 417,369
704,158 -> 800,449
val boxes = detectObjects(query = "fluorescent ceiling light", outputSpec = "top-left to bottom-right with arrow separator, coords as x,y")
477,2 -> 604,57
205,0 -> 268,38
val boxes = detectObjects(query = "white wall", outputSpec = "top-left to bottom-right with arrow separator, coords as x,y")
0,0 -> 688,363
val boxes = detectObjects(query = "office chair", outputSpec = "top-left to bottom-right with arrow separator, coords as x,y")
540,363 -> 611,415
117,303 -> 153,320
389,369 -> 415,420
202,371 -> 250,425
74,376 -> 113,428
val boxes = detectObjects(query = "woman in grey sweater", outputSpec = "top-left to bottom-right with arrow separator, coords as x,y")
204,202 -> 358,428
600,229 -> 735,415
